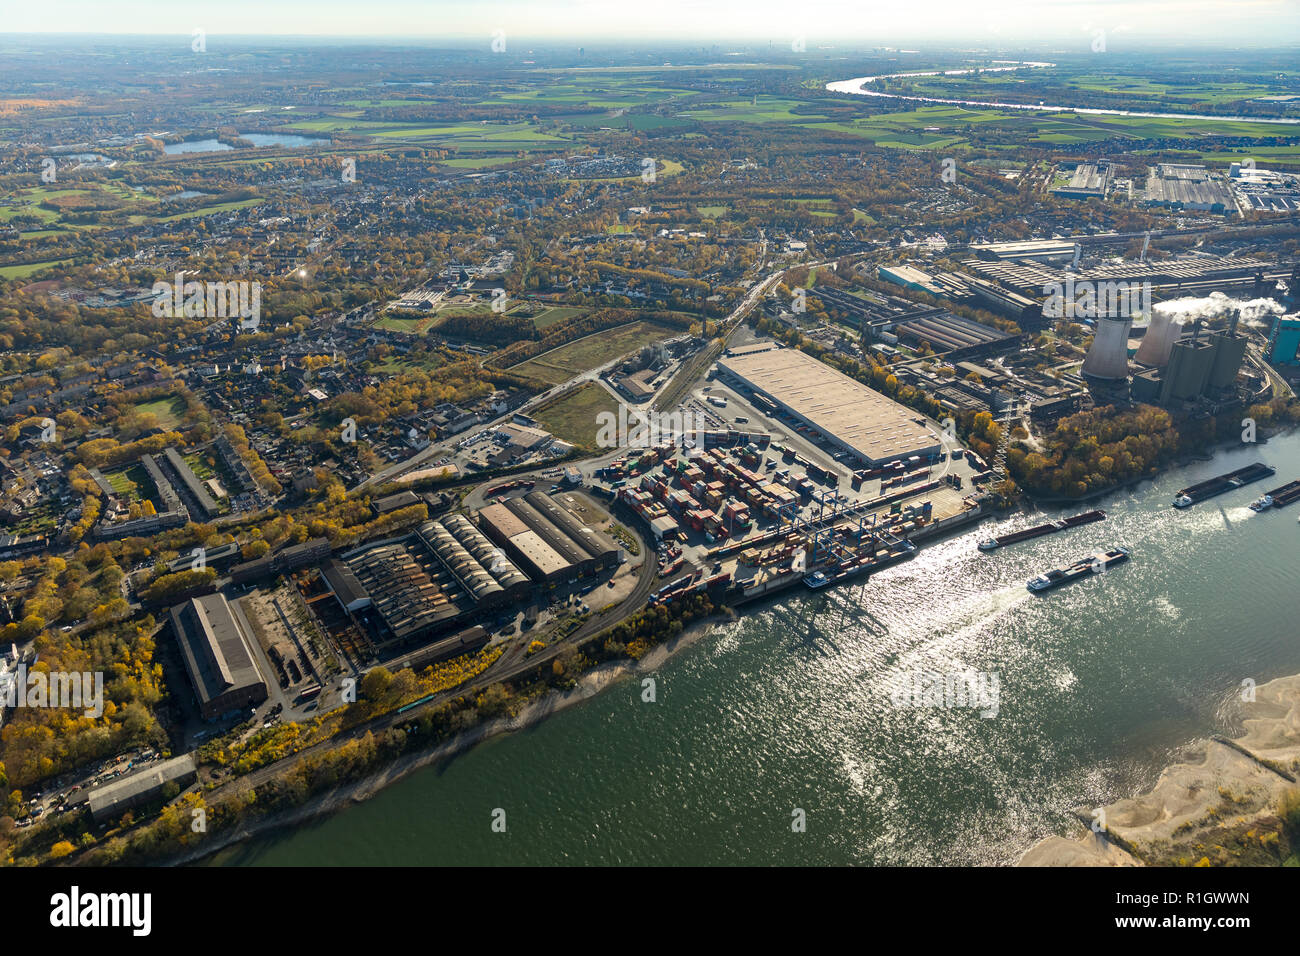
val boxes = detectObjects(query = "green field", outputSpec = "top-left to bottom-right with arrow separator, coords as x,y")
131,396 -> 186,429
530,382 -> 622,451
0,257 -> 77,279
511,321 -> 675,385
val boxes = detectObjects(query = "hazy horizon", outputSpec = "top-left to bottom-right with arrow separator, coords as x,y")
4,0 -> 1299,47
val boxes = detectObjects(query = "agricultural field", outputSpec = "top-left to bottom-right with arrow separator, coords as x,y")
530,382 -> 623,451
510,320 -> 677,385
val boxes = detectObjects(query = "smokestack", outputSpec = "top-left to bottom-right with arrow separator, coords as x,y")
1082,316 -> 1133,380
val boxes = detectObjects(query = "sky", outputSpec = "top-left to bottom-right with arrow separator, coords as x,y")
3,0 -> 1299,46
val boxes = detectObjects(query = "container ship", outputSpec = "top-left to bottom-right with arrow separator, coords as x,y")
1172,463 -> 1274,509
1250,477 -> 1300,512
977,510 -> 1105,552
1026,547 -> 1130,593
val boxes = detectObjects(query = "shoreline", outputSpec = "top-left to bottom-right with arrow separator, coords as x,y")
1019,673 -> 1300,867
154,428 -> 1300,866
164,612 -> 734,867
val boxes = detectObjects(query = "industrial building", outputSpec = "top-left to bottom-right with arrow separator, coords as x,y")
892,312 -> 1019,359
169,593 -> 268,720
1129,324 -> 1251,406
321,557 -> 370,612
1052,162 -> 1113,200
88,755 -> 198,824
344,511 -> 531,644
476,492 -> 619,585
715,347 -> 940,467
1143,164 -> 1235,212
969,239 -> 1077,262
1267,314 -> 1300,367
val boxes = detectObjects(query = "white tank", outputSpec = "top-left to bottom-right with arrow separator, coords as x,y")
1081,316 -> 1133,380
1134,305 -> 1183,367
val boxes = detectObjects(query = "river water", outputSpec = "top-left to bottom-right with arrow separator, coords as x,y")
826,63 -> 1300,125
211,431 -> 1300,866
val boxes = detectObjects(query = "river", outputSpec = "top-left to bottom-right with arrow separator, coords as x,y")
826,63 -> 1300,125
210,431 -> 1300,866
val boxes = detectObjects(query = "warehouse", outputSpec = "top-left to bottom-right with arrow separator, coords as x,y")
504,497 -> 594,575
894,311 -> 1019,358
523,492 -> 619,570
168,594 -> 268,720
714,347 -> 940,467
477,501 -> 573,583
346,542 -> 464,642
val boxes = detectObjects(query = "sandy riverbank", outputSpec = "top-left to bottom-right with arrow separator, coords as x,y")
1019,673 -> 1300,866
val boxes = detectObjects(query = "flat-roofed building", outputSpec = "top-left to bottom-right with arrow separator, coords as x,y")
715,347 -> 940,467
88,755 -> 198,823
169,594 -> 268,720
477,502 -> 572,583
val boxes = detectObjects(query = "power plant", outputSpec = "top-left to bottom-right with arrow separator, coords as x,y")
1080,316 -> 1134,384
1130,308 -> 1252,407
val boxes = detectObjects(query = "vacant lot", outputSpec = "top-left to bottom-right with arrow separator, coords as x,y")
531,383 -> 622,451
510,321 -> 675,385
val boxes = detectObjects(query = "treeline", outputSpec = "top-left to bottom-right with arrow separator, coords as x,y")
434,310 -> 538,346
487,308 -> 691,369
0,615 -> 166,795
1009,404 -> 1182,498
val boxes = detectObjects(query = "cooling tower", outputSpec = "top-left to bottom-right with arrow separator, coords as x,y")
1133,307 -> 1182,367
1081,316 -> 1133,380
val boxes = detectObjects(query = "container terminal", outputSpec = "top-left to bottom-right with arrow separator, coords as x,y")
1250,477 -> 1300,512
1026,547 -> 1131,593
1172,462 -> 1275,508
977,510 -> 1106,552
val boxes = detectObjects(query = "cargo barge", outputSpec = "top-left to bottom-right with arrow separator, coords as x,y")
977,509 -> 1105,552
1250,477 -> 1300,512
1172,463 -> 1275,509
804,541 -> 917,589
1027,547 -> 1130,593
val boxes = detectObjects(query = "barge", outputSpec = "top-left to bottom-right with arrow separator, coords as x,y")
1173,463 -> 1274,509
977,510 -> 1106,552
1027,546 -> 1130,593
1250,477 -> 1300,512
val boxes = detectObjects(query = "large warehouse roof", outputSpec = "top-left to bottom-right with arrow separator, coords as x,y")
716,347 -> 939,466
168,594 -> 265,717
